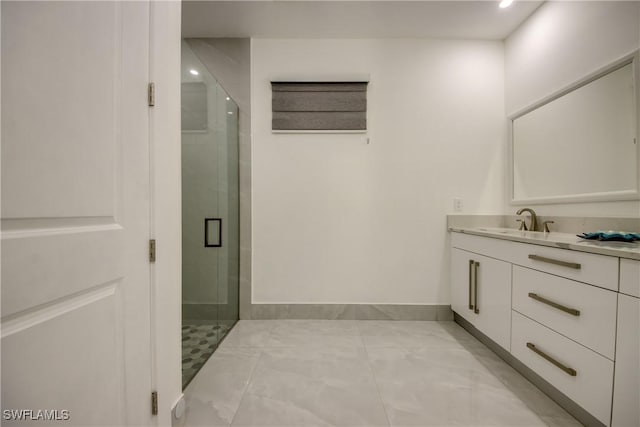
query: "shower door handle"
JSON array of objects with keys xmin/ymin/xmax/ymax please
[{"xmin": 204, "ymin": 218, "xmax": 222, "ymax": 247}]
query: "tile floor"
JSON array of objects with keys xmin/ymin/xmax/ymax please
[{"xmin": 182, "ymin": 320, "xmax": 581, "ymax": 427}]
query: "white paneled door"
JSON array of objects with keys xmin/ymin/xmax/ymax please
[{"xmin": 2, "ymin": 2, "xmax": 153, "ymax": 426}]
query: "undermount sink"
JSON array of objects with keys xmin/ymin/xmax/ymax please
[
  {"xmin": 476, "ymin": 227, "xmax": 517, "ymax": 234},
  {"xmin": 475, "ymin": 227, "xmax": 548, "ymax": 238},
  {"xmin": 473, "ymin": 227, "xmax": 581, "ymax": 244}
]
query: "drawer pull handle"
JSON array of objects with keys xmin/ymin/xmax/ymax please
[
  {"xmin": 468, "ymin": 260, "xmax": 474, "ymax": 310},
  {"xmin": 474, "ymin": 261, "xmax": 480, "ymax": 314},
  {"xmin": 528, "ymin": 254, "xmax": 581, "ymax": 270},
  {"xmin": 527, "ymin": 342, "xmax": 577, "ymax": 377},
  {"xmin": 528, "ymin": 293, "xmax": 580, "ymax": 317}
]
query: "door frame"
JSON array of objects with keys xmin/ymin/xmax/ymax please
[{"xmin": 148, "ymin": 1, "xmax": 183, "ymax": 424}]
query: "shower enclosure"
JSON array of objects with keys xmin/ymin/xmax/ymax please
[{"xmin": 181, "ymin": 40, "xmax": 239, "ymax": 388}]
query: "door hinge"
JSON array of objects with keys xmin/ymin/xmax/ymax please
[
  {"xmin": 148, "ymin": 82, "xmax": 155, "ymax": 107},
  {"xmin": 149, "ymin": 239, "xmax": 156, "ymax": 263},
  {"xmin": 151, "ymin": 391, "xmax": 158, "ymax": 416}
]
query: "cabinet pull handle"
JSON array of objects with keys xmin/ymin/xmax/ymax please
[
  {"xmin": 528, "ymin": 254, "xmax": 581, "ymax": 270},
  {"xmin": 468, "ymin": 260, "xmax": 474, "ymax": 310},
  {"xmin": 528, "ymin": 293, "xmax": 580, "ymax": 316},
  {"xmin": 526, "ymin": 342, "xmax": 577, "ymax": 376},
  {"xmin": 473, "ymin": 261, "xmax": 480, "ymax": 314}
]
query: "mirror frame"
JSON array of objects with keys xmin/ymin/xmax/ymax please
[{"xmin": 508, "ymin": 50, "xmax": 640, "ymax": 205}]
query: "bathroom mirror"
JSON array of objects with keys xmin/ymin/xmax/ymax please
[{"xmin": 511, "ymin": 53, "xmax": 639, "ymax": 204}]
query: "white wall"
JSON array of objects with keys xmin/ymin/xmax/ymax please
[
  {"xmin": 505, "ymin": 1, "xmax": 640, "ymax": 216},
  {"xmin": 251, "ymin": 39, "xmax": 505, "ymax": 304}
]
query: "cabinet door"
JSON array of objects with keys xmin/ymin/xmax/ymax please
[
  {"xmin": 451, "ymin": 248, "xmax": 512, "ymax": 350},
  {"xmin": 612, "ymin": 294, "xmax": 639, "ymax": 427},
  {"xmin": 472, "ymin": 254, "xmax": 512, "ymax": 351},
  {"xmin": 620, "ymin": 259, "xmax": 640, "ymax": 298},
  {"xmin": 451, "ymin": 248, "xmax": 476, "ymax": 324}
]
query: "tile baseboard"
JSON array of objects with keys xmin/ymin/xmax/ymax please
[{"xmin": 248, "ymin": 304, "xmax": 453, "ymax": 321}]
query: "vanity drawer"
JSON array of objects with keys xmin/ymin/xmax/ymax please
[
  {"xmin": 511, "ymin": 311, "xmax": 614, "ymax": 426},
  {"xmin": 511, "ymin": 244, "xmax": 618, "ymax": 291},
  {"xmin": 512, "ymin": 266, "xmax": 617, "ymax": 359},
  {"xmin": 451, "ymin": 232, "xmax": 517, "ymax": 261},
  {"xmin": 620, "ymin": 259, "xmax": 640, "ymax": 298}
]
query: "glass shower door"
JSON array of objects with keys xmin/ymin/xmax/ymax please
[{"xmin": 181, "ymin": 40, "xmax": 239, "ymax": 389}]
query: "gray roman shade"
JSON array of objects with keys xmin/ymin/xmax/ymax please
[{"xmin": 271, "ymin": 82, "xmax": 368, "ymax": 131}]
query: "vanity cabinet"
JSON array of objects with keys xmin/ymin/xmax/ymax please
[
  {"xmin": 451, "ymin": 242, "xmax": 511, "ymax": 351},
  {"xmin": 511, "ymin": 311, "xmax": 614, "ymax": 425},
  {"xmin": 511, "ymin": 263, "xmax": 617, "ymax": 425},
  {"xmin": 450, "ymin": 231, "xmax": 639, "ymax": 427},
  {"xmin": 450, "ymin": 248, "xmax": 473, "ymax": 318},
  {"xmin": 612, "ymin": 260, "xmax": 640, "ymax": 427},
  {"xmin": 619, "ymin": 258, "xmax": 640, "ymax": 297},
  {"xmin": 511, "ymin": 243, "xmax": 619, "ymax": 291},
  {"xmin": 512, "ymin": 265, "xmax": 617, "ymax": 359}
]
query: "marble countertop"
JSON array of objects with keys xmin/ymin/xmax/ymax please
[{"xmin": 449, "ymin": 226, "xmax": 640, "ymax": 260}]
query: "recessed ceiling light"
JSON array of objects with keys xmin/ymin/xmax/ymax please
[
  {"xmin": 226, "ymin": 97, "xmax": 230, "ymax": 101},
  {"xmin": 499, "ymin": 0, "xmax": 513, "ymax": 8},
  {"xmin": 189, "ymin": 69, "xmax": 199, "ymax": 76}
]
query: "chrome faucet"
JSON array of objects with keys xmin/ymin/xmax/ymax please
[{"xmin": 516, "ymin": 208, "xmax": 538, "ymax": 232}]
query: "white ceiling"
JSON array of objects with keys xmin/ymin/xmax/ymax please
[{"xmin": 182, "ymin": 1, "xmax": 544, "ymax": 40}]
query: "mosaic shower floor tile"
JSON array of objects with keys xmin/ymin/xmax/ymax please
[{"xmin": 182, "ymin": 323, "xmax": 231, "ymax": 388}]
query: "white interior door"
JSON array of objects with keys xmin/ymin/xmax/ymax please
[{"xmin": 1, "ymin": 2, "xmax": 153, "ymax": 426}]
